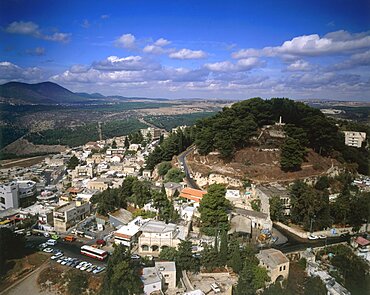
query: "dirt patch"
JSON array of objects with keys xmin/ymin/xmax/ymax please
[
  {"xmin": 187, "ymin": 147, "xmax": 341, "ymax": 183},
  {"xmin": 0, "ymin": 252, "xmax": 49, "ymax": 292},
  {"xmin": 1, "ymin": 138, "xmax": 66, "ymax": 156},
  {"xmin": 0, "ymin": 155, "xmax": 47, "ymax": 168}
]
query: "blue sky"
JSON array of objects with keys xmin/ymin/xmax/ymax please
[{"xmin": 0, "ymin": 0, "xmax": 369, "ymax": 100}]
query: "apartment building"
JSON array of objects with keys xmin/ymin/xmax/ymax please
[
  {"xmin": 53, "ymin": 199, "xmax": 90, "ymax": 232},
  {"xmin": 0, "ymin": 182, "xmax": 19, "ymax": 210},
  {"xmin": 141, "ymin": 261, "xmax": 176, "ymax": 295},
  {"xmin": 344, "ymin": 131, "xmax": 367, "ymax": 148},
  {"xmin": 71, "ymin": 165, "xmax": 94, "ymax": 179},
  {"xmin": 141, "ymin": 127, "xmax": 162, "ymax": 140}
]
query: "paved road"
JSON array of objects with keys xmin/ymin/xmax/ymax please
[
  {"xmin": 178, "ymin": 146, "xmax": 200, "ymax": 190},
  {"xmin": 272, "ymin": 223, "xmax": 350, "ymax": 253},
  {"xmin": 26, "ymin": 236, "xmax": 107, "ymax": 267}
]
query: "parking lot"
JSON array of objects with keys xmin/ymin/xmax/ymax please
[{"xmin": 26, "ymin": 236, "xmax": 108, "ymax": 269}]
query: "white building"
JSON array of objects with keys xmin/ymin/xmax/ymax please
[
  {"xmin": 344, "ymin": 131, "xmax": 367, "ymax": 148},
  {"xmin": 141, "ymin": 261, "xmax": 176, "ymax": 295},
  {"xmin": 0, "ymin": 182, "xmax": 19, "ymax": 210},
  {"xmin": 138, "ymin": 220, "xmax": 187, "ymax": 255}
]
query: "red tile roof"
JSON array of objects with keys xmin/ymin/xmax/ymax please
[
  {"xmin": 179, "ymin": 187, "xmax": 207, "ymax": 202},
  {"xmin": 355, "ymin": 236, "xmax": 370, "ymax": 246}
]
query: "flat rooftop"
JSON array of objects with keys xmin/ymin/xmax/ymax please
[
  {"xmin": 140, "ymin": 220, "xmax": 177, "ymax": 233},
  {"xmin": 155, "ymin": 261, "xmax": 176, "ymax": 272},
  {"xmin": 55, "ymin": 201, "xmax": 77, "ymax": 213},
  {"xmin": 258, "ymin": 184, "xmax": 289, "ymax": 197}
]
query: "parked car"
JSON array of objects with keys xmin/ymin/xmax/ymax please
[
  {"xmin": 43, "ymin": 247, "xmax": 53, "ymax": 253},
  {"xmin": 93, "ymin": 266, "xmax": 106, "ymax": 274},
  {"xmin": 39, "ymin": 243, "xmax": 47, "ymax": 249},
  {"xmin": 131, "ymin": 254, "xmax": 140, "ymax": 260},
  {"xmin": 308, "ymin": 234, "xmax": 319, "ymax": 240},
  {"xmin": 57, "ymin": 256, "xmax": 66, "ymax": 263},
  {"xmin": 86, "ymin": 265, "xmax": 96, "ymax": 272},
  {"xmin": 76, "ymin": 262, "xmax": 87, "ymax": 269},
  {"xmin": 318, "ymin": 234, "xmax": 327, "ymax": 239},
  {"xmin": 51, "ymin": 253, "xmax": 63, "ymax": 260},
  {"xmin": 81, "ymin": 263, "xmax": 92, "ymax": 271}
]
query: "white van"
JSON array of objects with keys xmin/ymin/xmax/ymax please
[{"xmin": 46, "ymin": 239, "xmax": 57, "ymax": 246}]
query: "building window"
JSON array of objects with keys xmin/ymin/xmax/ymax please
[
  {"xmin": 0, "ymin": 197, "xmax": 5, "ymax": 204},
  {"xmin": 283, "ymin": 265, "xmax": 286, "ymax": 270},
  {"xmin": 279, "ymin": 266, "xmax": 282, "ymax": 271}
]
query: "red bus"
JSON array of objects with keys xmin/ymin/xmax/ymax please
[{"xmin": 80, "ymin": 245, "xmax": 108, "ymax": 260}]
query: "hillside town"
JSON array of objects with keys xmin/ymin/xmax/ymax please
[{"xmin": 1, "ymin": 117, "xmax": 369, "ymax": 295}]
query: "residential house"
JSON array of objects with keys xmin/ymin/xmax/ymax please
[
  {"xmin": 141, "ymin": 261, "xmax": 176, "ymax": 295},
  {"xmin": 71, "ymin": 165, "xmax": 94, "ymax": 179},
  {"xmin": 179, "ymin": 187, "xmax": 207, "ymax": 207},
  {"xmin": 164, "ymin": 182, "xmax": 183, "ymax": 198},
  {"xmin": 256, "ymin": 248, "xmax": 289, "ymax": 284},
  {"xmin": 87, "ymin": 178, "xmax": 112, "ymax": 191},
  {"xmin": 114, "ymin": 217, "xmax": 145, "ymax": 248}
]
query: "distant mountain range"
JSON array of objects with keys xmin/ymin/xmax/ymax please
[{"xmin": 0, "ymin": 81, "xmax": 168, "ymax": 105}]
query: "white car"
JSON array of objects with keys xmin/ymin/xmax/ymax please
[
  {"xmin": 318, "ymin": 234, "xmax": 327, "ymax": 239},
  {"xmin": 43, "ymin": 247, "xmax": 54, "ymax": 253},
  {"xmin": 81, "ymin": 263, "xmax": 92, "ymax": 271},
  {"xmin": 93, "ymin": 266, "xmax": 106, "ymax": 274},
  {"xmin": 86, "ymin": 265, "xmax": 96, "ymax": 273},
  {"xmin": 76, "ymin": 262, "xmax": 87, "ymax": 269},
  {"xmin": 51, "ymin": 253, "xmax": 63, "ymax": 260},
  {"xmin": 57, "ymin": 256, "xmax": 66, "ymax": 263},
  {"xmin": 39, "ymin": 243, "xmax": 48, "ymax": 249},
  {"xmin": 61, "ymin": 258, "xmax": 71, "ymax": 265},
  {"xmin": 308, "ymin": 234, "xmax": 319, "ymax": 240}
]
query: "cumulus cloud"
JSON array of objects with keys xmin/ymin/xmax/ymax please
[
  {"xmin": 0, "ymin": 61, "xmax": 43, "ymax": 82},
  {"xmin": 153, "ymin": 38, "xmax": 171, "ymax": 47},
  {"xmin": 169, "ymin": 48, "xmax": 208, "ymax": 59},
  {"xmin": 204, "ymin": 57, "xmax": 262, "ymax": 72},
  {"xmin": 115, "ymin": 33, "xmax": 136, "ymax": 49},
  {"xmin": 286, "ymin": 59, "xmax": 312, "ymax": 71},
  {"xmin": 26, "ymin": 47, "xmax": 45, "ymax": 56},
  {"xmin": 143, "ymin": 38, "xmax": 171, "ymax": 54},
  {"xmin": 4, "ymin": 21, "xmax": 71, "ymax": 43},
  {"xmin": 331, "ymin": 50, "xmax": 370, "ymax": 70},
  {"xmin": 93, "ymin": 55, "xmax": 161, "ymax": 71},
  {"xmin": 232, "ymin": 30, "xmax": 370, "ymax": 59}
]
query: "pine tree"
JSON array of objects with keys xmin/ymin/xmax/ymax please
[{"xmin": 219, "ymin": 230, "xmax": 228, "ymax": 266}]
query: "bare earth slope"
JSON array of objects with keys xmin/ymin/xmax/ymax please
[
  {"xmin": 1, "ymin": 138, "xmax": 66, "ymax": 156},
  {"xmin": 187, "ymin": 147, "xmax": 341, "ymax": 183}
]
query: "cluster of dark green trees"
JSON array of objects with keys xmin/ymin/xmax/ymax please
[
  {"xmin": 100, "ymin": 245, "xmax": 142, "ymax": 295},
  {"xmin": 145, "ymin": 128, "xmax": 194, "ymax": 170},
  {"xmin": 90, "ymin": 176, "xmax": 178, "ymax": 222},
  {"xmin": 194, "ymin": 98, "xmax": 369, "ymax": 174},
  {"xmin": 0, "ymin": 228, "xmax": 26, "ymax": 277},
  {"xmin": 270, "ymin": 175, "xmax": 370, "ymax": 231},
  {"xmin": 159, "ymin": 234, "xmax": 270, "ymax": 294},
  {"xmin": 198, "ymin": 184, "xmax": 231, "ymax": 235},
  {"xmin": 317, "ymin": 244, "xmax": 369, "ymax": 295}
]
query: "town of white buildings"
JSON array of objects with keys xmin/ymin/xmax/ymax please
[{"xmin": 0, "ymin": 125, "xmax": 369, "ymax": 295}]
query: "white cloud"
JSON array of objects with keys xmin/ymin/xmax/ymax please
[
  {"xmin": 331, "ymin": 50, "xmax": 370, "ymax": 70},
  {"xmin": 232, "ymin": 30, "xmax": 370, "ymax": 58},
  {"xmin": 286, "ymin": 60, "xmax": 312, "ymax": 71},
  {"xmin": 204, "ymin": 57, "xmax": 262, "ymax": 72},
  {"xmin": 4, "ymin": 21, "xmax": 71, "ymax": 43},
  {"xmin": 100, "ymin": 14, "xmax": 110, "ymax": 19},
  {"xmin": 154, "ymin": 38, "xmax": 171, "ymax": 47},
  {"xmin": 143, "ymin": 45, "xmax": 166, "ymax": 54},
  {"xmin": 169, "ymin": 48, "xmax": 208, "ymax": 59},
  {"xmin": 93, "ymin": 55, "xmax": 160, "ymax": 71},
  {"xmin": 0, "ymin": 61, "xmax": 43, "ymax": 82},
  {"xmin": 115, "ymin": 33, "xmax": 136, "ymax": 49}
]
